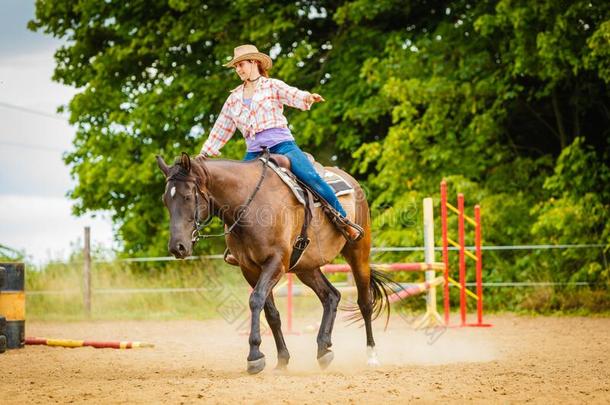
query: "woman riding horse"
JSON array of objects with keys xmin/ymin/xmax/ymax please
[
  {"xmin": 198, "ymin": 44, "xmax": 364, "ymax": 253},
  {"xmin": 159, "ymin": 45, "xmax": 394, "ymax": 373}
]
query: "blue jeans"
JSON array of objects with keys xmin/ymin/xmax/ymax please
[{"xmin": 244, "ymin": 141, "xmax": 347, "ymax": 217}]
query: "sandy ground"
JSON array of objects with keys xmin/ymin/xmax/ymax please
[{"xmin": 1, "ymin": 314, "xmax": 609, "ymax": 404}]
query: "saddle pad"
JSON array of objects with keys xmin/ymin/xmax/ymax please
[{"xmin": 259, "ymin": 157, "xmax": 354, "ymax": 206}]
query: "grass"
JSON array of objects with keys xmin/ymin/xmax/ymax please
[
  {"xmin": 25, "ymin": 258, "xmax": 247, "ymax": 321},
  {"xmin": 20, "ymin": 257, "xmax": 610, "ymax": 322}
]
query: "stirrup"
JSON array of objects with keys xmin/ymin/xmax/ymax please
[
  {"xmin": 344, "ymin": 221, "xmax": 364, "ymax": 242},
  {"xmin": 345, "ymin": 220, "xmax": 364, "ymax": 243},
  {"xmin": 329, "ymin": 214, "xmax": 364, "ymax": 243}
]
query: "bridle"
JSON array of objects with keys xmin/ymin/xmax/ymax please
[{"xmin": 167, "ymin": 148, "xmax": 271, "ymax": 244}]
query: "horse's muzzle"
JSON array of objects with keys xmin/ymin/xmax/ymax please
[{"xmin": 169, "ymin": 240, "xmax": 191, "ymax": 259}]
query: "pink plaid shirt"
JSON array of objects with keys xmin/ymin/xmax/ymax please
[{"xmin": 200, "ymin": 77, "xmax": 313, "ymax": 156}]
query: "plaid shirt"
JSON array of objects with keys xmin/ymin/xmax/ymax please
[{"xmin": 200, "ymin": 77, "xmax": 313, "ymax": 156}]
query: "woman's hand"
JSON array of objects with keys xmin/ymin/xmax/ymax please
[{"xmin": 308, "ymin": 93, "xmax": 325, "ymax": 104}]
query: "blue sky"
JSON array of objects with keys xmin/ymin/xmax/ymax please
[{"xmin": 0, "ymin": 1, "xmax": 114, "ymax": 264}]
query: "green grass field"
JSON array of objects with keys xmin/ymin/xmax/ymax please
[{"xmin": 21, "ymin": 257, "xmax": 610, "ymax": 321}]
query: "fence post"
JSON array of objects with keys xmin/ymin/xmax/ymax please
[
  {"xmin": 83, "ymin": 226, "xmax": 91, "ymax": 317},
  {"xmin": 414, "ymin": 198, "xmax": 444, "ymax": 328}
]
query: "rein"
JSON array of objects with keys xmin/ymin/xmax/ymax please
[{"xmin": 188, "ymin": 148, "xmax": 271, "ymax": 243}]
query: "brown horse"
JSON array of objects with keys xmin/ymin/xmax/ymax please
[{"xmin": 156, "ymin": 153, "xmax": 395, "ymax": 374}]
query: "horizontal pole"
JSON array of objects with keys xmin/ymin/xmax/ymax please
[
  {"xmin": 387, "ymin": 276, "xmax": 444, "ymax": 304},
  {"xmin": 25, "ymin": 337, "xmax": 154, "ymax": 349},
  {"xmin": 321, "ymin": 262, "xmax": 445, "ymax": 273}
]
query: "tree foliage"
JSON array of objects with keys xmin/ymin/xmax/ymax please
[{"xmin": 30, "ymin": 0, "xmax": 609, "ymax": 293}]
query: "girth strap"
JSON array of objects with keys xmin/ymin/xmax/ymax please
[{"xmin": 289, "ymin": 188, "xmax": 313, "ymax": 270}]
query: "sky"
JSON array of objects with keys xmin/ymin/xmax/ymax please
[{"xmin": 0, "ymin": 1, "xmax": 115, "ymax": 264}]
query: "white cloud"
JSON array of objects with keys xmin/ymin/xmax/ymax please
[
  {"xmin": 0, "ymin": 195, "xmax": 115, "ymax": 265},
  {"xmin": 0, "ymin": 3, "xmax": 115, "ymax": 264}
]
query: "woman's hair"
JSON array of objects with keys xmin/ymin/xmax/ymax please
[{"xmin": 253, "ymin": 60, "xmax": 269, "ymax": 78}]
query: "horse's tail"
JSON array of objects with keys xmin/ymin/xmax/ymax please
[{"xmin": 343, "ymin": 265, "xmax": 403, "ymax": 329}]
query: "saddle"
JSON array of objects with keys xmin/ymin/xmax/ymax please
[
  {"xmin": 223, "ymin": 150, "xmax": 363, "ymax": 269},
  {"xmin": 265, "ymin": 153, "xmax": 363, "ymax": 269}
]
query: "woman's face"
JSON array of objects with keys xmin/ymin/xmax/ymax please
[{"xmin": 234, "ymin": 60, "xmax": 254, "ymax": 81}]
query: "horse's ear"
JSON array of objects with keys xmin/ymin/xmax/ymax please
[
  {"xmin": 181, "ymin": 152, "xmax": 191, "ymax": 172},
  {"xmin": 156, "ymin": 155, "xmax": 170, "ymax": 177}
]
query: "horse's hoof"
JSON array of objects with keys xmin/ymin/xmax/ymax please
[
  {"xmin": 247, "ymin": 356, "xmax": 266, "ymax": 374},
  {"xmin": 317, "ymin": 351, "xmax": 334, "ymax": 370},
  {"xmin": 275, "ymin": 357, "xmax": 289, "ymax": 371},
  {"xmin": 367, "ymin": 357, "xmax": 381, "ymax": 367},
  {"xmin": 273, "ymin": 364, "xmax": 288, "ymax": 373},
  {"xmin": 366, "ymin": 346, "xmax": 380, "ymax": 367}
]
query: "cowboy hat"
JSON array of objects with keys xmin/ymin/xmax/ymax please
[{"xmin": 223, "ymin": 44, "xmax": 273, "ymax": 71}]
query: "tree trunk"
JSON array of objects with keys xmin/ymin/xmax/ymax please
[
  {"xmin": 571, "ymin": 85, "xmax": 581, "ymax": 139},
  {"xmin": 552, "ymin": 88, "xmax": 568, "ymax": 150}
]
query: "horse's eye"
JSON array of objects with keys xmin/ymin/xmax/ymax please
[{"xmin": 185, "ymin": 195, "xmax": 191, "ymax": 201}]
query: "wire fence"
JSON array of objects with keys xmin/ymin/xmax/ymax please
[
  {"xmin": 92, "ymin": 243, "xmax": 607, "ymax": 264},
  {"xmin": 24, "ymin": 280, "xmax": 605, "ymax": 297},
  {"xmin": 23, "ymin": 243, "xmax": 604, "ymax": 297}
]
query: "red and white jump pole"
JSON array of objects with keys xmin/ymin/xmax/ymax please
[{"xmin": 25, "ymin": 337, "xmax": 154, "ymax": 349}]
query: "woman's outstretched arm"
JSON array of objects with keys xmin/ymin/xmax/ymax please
[
  {"xmin": 200, "ymin": 98, "xmax": 237, "ymax": 156},
  {"xmin": 271, "ymin": 79, "xmax": 324, "ymax": 111}
]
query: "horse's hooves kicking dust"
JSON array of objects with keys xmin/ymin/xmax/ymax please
[
  {"xmin": 317, "ymin": 350, "xmax": 335, "ymax": 369},
  {"xmin": 366, "ymin": 346, "xmax": 381, "ymax": 367},
  {"xmin": 247, "ymin": 356, "xmax": 266, "ymax": 374}
]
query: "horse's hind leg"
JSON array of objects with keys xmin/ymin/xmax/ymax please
[
  {"xmin": 296, "ymin": 268, "xmax": 341, "ymax": 369},
  {"xmin": 263, "ymin": 293, "xmax": 290, "ymax": 370},
  {"xmin": 343, "ymin": 244, "xmax": 380, "ymax": 367}
]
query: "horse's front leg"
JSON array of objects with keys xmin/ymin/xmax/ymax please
[
  {"xmin": 264, "ymin": 293, "xmax": 290, "ymax": 370},
  {"xmin": 247, "ymin": 255, "xmax": 284, "ymax": 374}
]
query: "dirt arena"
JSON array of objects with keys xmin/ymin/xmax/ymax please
[{"xmin": 2, "ymin": 315, "xmax": 609, "ymax": 404}]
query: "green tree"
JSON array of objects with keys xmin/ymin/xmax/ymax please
[
  {"xmin": 29, "ymin": 0, "xmax": 434, "ymax": 256},
  {"xmin": 356, "ymin": 0, "xmax": 609, "ymax": 206},
  {"xmin": 30, "ymin": 0, "xmax": 610, "ymax": 299},
  {"xmin": 28, "ymin": 0, "xmax": 337, "ymax": 255}
]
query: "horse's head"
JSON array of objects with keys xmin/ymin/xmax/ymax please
[{"xmin": 156, "ymin": 153, "xmax": 211, "ymax": 258}]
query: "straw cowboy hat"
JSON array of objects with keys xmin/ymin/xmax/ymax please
[{"xmin": 223, "ymin": 44, "xmax": 273, "ymax": 71}]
